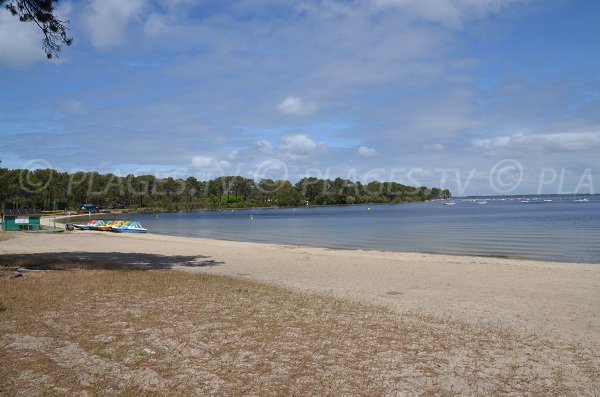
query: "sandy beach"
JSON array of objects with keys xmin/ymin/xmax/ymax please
[{"xmin": 1, "ymin": 231, "xmax": 598, "ymax": 345}]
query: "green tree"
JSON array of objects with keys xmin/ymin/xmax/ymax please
[
  {"xmin": 296, "ymin": 177, "xmax": 323, "ymax": 205},
  {"xmin": 274, "ymin": 181, "xmax": 302, "ymax": 207}
]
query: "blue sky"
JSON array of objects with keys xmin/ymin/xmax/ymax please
[{"xmin": 1, "ymin": 0, "xmax": 599, "ymax": 195}]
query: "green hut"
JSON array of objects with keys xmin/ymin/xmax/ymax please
[
  {"xmin": 1, "ymin": 209, "xmax": 42, "ymax": 231},
  {"xmin": 80, "ymin": 204, "xmax": 98, "ymax": 214}
]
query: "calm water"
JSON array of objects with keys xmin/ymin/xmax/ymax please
[{"xmin": 115, "ymin": 197, "xmax": 600, "ymax": 263}]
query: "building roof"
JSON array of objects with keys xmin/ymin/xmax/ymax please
[{"xmin": 2, "ymin": 209, "xmax": 42, "ymax": 216}]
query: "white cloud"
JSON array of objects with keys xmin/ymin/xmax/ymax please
[
  {"xmin": 0, "ymin": 11, "xmax": 44, "ymax": 66},
  {"xmin": 255, "ymin": 140, "xmax": 274, "ymax": 155},
  {"xmin": 472, "ymin": 131, "xmax": 600, "ymax": 154},
  {"xmin": 279, "ymin": 134, "xmax": 326, "ymax": 159},
  {"xmin": 144, "ymin": 13, "xmax": 169, "ymax": 36},
  {"xmin": 161, "ymin": 0, "xmax": 196, "ymax": 9},
  {"xmin": 85, "ymin": 0, "xmax": 146, "ymax": 49},
  {"xmin": 190, "ymin": 155, "xmax": 231, "ymax": 171},
  {"xmin": 424, "ymin": 143, "xmax": 446, "ymax": 152},
  {"xmin": 277, "ymin": 96, "xmax": 317, "ymax": 115},
  {"xmin": 370, "ymin": 0, "xmax": 521, "ymax": 28},
  {"xmin": 55, "ymin": 1, "xmax": 74, "ymax": 20},
  {"xmin": 358, "ymin": 146, "xmax": 378, "ymax": 156},
  {"xmin": 142, "ymin": 0, "xmax": 196, "ymax": 36},
  {"xmin": 225, "ymin": 150, "xmax": 239, "ymax": 160}
]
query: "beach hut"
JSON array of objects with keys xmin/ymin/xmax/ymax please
[
  {"xmin": 1, "ymin": 209, "xmax": 42, "ymax": 231},
  {"xmin": 80, "ymin": 204, "xmax": 98, "ymax": 214}
]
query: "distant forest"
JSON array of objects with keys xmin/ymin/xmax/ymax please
[{"xmin": 0, "ymin": 167, "xmax": 451, "ymax": 211}]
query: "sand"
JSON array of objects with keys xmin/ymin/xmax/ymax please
[{"xmin": 1, "ymin": 231, "xmax": 598, "ymax": 346}]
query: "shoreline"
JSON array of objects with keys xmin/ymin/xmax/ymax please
[
  {"xmin": 151, "ymin": 233, "xmax": 600, "ymax": 265},
  {"xmin": 34, "ymin": 218, "xmax": 600, "ymax": 265},
  {"xmin": 125, "ymin": 232, "xmax": 600, "ymax": 265},
  {"xmin": 1, "ymin": 231, "xmax": 599, "ymax": 346}
]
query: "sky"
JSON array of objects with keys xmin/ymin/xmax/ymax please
[{"xmin": 0, "ymin": 0, "xmax": 599, "ymax": 195}]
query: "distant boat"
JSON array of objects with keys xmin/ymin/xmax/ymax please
[
  {"xmin": 476, "ymin": 201, "xmax": 488, "ymax": 205},
  {"xmin": 111, "ymin": 221, "xmax": 147, "ymax": 233},
  {"xmin": 443, "ymin": 202, "xmax": 456, "ymax": 206},
  {"xmin": 543, "ymin": 199, "xmax": 553, "ymax": 202},
  {"xmin": 573, "ymin": 198, "xmax": 589, "ymax": 203}
]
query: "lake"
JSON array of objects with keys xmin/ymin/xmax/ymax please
[{"xmin": 114, "ymin": 196, "xmax": 600, "ymax": 263}]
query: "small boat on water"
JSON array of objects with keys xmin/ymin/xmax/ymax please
[
  {"xmin": 74, "ymin": 220, "xmax": 105, "ymax": 230},
  {"xmin": 476, "ymin": 200, "xmax": 488, "ymax": 205},
  {"xmin": 573, "ymin": 198, "xmax": 589, "ymax": 203},
  {"xmin": 443, "ymin": 202, "xmax": 456, "ymax": 206},
  {"xmin": 111, "ymin": 221, "xmax": 147, "ymax": 233}
]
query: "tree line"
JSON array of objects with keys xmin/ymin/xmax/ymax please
[{"xmin": 0, "ymin": 167, "xmax": 451, "ymax": 211}]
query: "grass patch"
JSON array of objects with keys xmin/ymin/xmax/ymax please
[
  {"xmin": 0, "ymin": 231, "xmax": 15, "ymax": 242},
  {"xmin": 0, "ymin": 269, "xmax": 598, "ymax": 396}
]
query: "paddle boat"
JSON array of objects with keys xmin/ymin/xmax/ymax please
[
  {"xmin": 74, "ymin": 220, "xmax": 105, "ymax": 230},
  {"xmin": 93, "ymin": 220, "xmax": 119, "ymax": 231},
  {"xmin": 111, "ymin": 221, "xmax": 147, "ymax": 233}
]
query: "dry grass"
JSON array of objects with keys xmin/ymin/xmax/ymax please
[
  {"xmin": 0, "ymin": 232, "xmax": 15, "ymax": 242},
  {"xmin": 0, "ymin": 268, "xmax": 598, "ymax": 397}
]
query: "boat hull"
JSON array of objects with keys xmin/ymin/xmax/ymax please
[{"xmin": 111, "ymin": 227, "xmax": 147, "ymax": 233}]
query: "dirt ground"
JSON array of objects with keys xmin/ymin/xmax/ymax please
[{"xmin": 1, "ymin": 269, "xmax": 598, "ymax": 396}]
